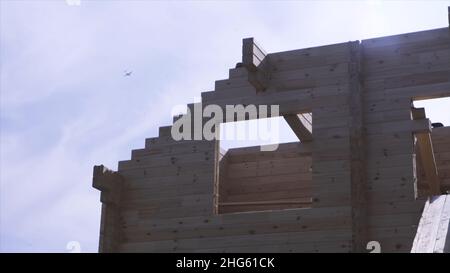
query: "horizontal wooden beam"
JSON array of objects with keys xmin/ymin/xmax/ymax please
[
  {"xmin": 219, "ymin": 198, "xmax": 313, "ymax": 207},
  {"xmin": 412, "ymin": 107, "xmax": 426, "ymax": 120}
]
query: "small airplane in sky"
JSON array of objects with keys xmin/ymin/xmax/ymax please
[{"xmin": 124, "ymin": 70, "xmax": 133, "ymax": 77}]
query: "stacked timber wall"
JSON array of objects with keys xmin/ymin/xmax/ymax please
[
  {"xmin": 93, "ymin": 26, "xmax": 450, "ymax": 253},
  {"xmin": 361, "ymin": 27, "xmax": 450, "ymax": 252},
  {"xmin": 218, "ymin": 142, "xmax": 312, "ymax": 214}
]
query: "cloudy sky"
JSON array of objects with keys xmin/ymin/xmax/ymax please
[{"xmin": 1, "ymin": 0, "xmax": 449, "ymax": 252}]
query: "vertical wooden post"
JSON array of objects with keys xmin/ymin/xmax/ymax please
[{"xmin": 348, "ymin": 41, "xmax": 368, "ymax": 252}]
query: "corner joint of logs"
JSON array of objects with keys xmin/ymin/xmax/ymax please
[
  {"xmin": 242, "ymin": 37, "xmax": 271, "ymax": 92},
  {"xmin": 93, "ymin": 165, "xmax": 124, "ymax": 205}
]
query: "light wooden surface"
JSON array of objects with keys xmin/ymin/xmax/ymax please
[
  {"xmin": 412, "ymin": 194, "xmax": 450, "ymax": 253},
  {"xmin": 93, "ymin": 22, "xmax": 450, "ymax": 252}
]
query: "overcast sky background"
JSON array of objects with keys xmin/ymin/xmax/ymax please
[{"xmin": 1, "ymin": 0, "xmax": 449, "ymax": 252}]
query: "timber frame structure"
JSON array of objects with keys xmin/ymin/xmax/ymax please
[{"xmin": 93, "ymin": 10, "xmax": 450, "ymax": 253}]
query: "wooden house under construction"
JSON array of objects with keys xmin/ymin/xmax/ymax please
[{"xmin": 93, "ymin": 10, "xmax": 450, "ymax": 253}]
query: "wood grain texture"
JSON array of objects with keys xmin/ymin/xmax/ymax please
[{"xmin": 93, "ymin": 23, "xmax": 450, "ymax": 252}]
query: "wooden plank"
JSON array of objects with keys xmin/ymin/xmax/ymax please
[
  {"xmin": 223, "ymin": 188, "xmax": 312, "ymax": 203},
  {"xmin": 412, "ymin": 195, "xmax": 450, "ymax": 253},
  {"xmin": 243, "ymin": 37, "xmax": 266, "ymax": 68},
  {"xmin": 362, "ymin": 27, "xmax": 449, "ymax": 48},
  {"xmin": 219, "ymin": 198, "xmax": 313, "ymax": 207},
  {"xmin": 366, "ymin": 119, "xmax": 432, "ymax": 135},
  {"xmin": 271, "ymin": 53, "xmax": 349, "ymax": 73},
  {"xmin": 242, "ymin": 37, "xmax": 270, "ymax": 92},
  {"xmin": 120, "ymin": 230, "xmax": 352, "ymax": 252},
  {"xmin": 415, "ymin": 133, "xmax": 441, "ymax": 195},
  {"xmin": 283, "ymin": 114, "xmax": 313, "ymax": 142},
  {"xmin": 271, "ymin": 63, "xmax": 349, "ymax": 82},
  {"xmin": 433, "ymin": 195, "xmax": 450, "ymax": 252}
]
